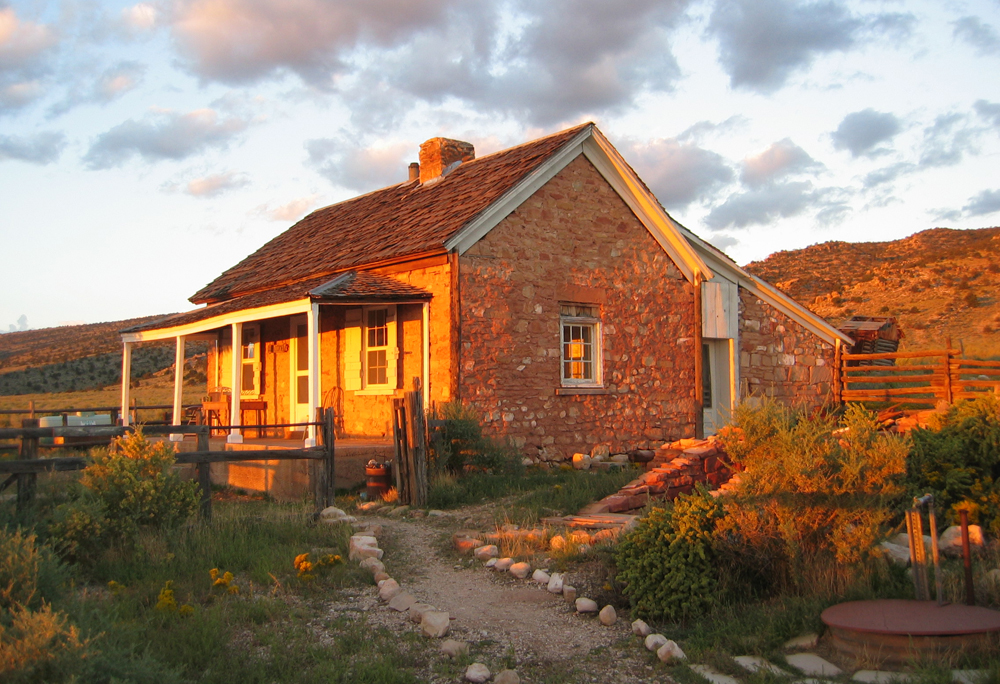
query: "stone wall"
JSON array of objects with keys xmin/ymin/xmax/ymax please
[
  {"xmin": 738, "ymin": 286, "xmax": 836, "ymax": 407},
  {"xmin": 458, "ymin": 155, "xmax": 699, "ymax": 460}
]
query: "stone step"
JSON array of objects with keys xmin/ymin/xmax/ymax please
[
  {"xmin": 733, "ymin": 655, "xmax": 790, "ymax": 676},
  {"xmin": 690, "ymin": 664, "xmax": 741, "ymax": 684},
  {"xmin": 786, "ymin": 653, "xmax": 843, "ymax": 678}
]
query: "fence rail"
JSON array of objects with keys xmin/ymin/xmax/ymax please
[
  {"xmin": 834, "ymin": 347, "xmax": 1000, "ymax": 407},
  {"xmin": 0, "ymin": 409, "xmax": 336, "ymax": 520}
]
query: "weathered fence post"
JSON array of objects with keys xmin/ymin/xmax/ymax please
[
  {"xmin": 943, "ymin": 347, "xmax": 954, "ymax": 405},
  {"xmin": 17, "ymin": 418, "xmax": 39, "ymax": 513},
  {"xmin": 405, "ymin": 378, "xmax": 428, "ymax": 508},
  {"xmin": 196, "ymin": 427, "xmax": 212, "ymax": 521},
  {"xmin": 320, "ymin": 407, "xmax": 335, "ymax": 510},
  {"xmin": 833, "ymin": 339, "xmax": 843, "ymax": 405}
]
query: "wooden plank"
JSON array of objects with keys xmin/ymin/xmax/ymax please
[
  {"xmin": 951, "ymin": 367, "xmax": 1000, "ymax": 376},
  {"xmin": 174, "ymin": 448, "xmax": 324, "ymax": 464},
  {"xmin": 951, "ymin": 359, "xmax": 1000, "ymax": 368},
  {"xmin": 944, "ymin": 349, "xmax": 953, "ymax": 404},
  {"xmin": 0, "ymin": 456, "xmax": 86, "ymax": 474},
  {"xmin": 843, "ymin": 365, "xmax": 945, "ymax": 375},
  {"xmin": 17, "ymin": 418, "xmax": 38, "ymax": 512},
  {"xmin": 842, "ymin": 373, "xmax": 942, "ymax": 384},
  {"xmin": 0, "ymin": 424, "xmax": 210, "ymax": 440},
  {"xmin": 833, "ymin": 338, "xmax": 842, "ymax": 405},
  {"xmin": 842, "ymin": 349, "xmax": 957, "ymax": 361},
  {"xmin": 842, "ymin": 386, "xmax": 945, "ymax": 397}
]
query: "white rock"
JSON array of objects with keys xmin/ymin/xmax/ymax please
[
  {"xmin": 690, "ymin": 664, "xmax": 740, "ymax": 684},
  {"xmin": 494, "ymin": 670, "xmax": 520, "ymax": 684},
  {"xmin": 591, "ymin": 445, "xmax": 611, "ymax": 460},
  {"xmin": 734, "ymin": 655, "xmax": 787, "ymax": 675},
  {"xmin": 599, "ymin": 605, "xmax": 617, "ymax": 626},
  {"xmin": 786, "ymin": 653, "xmax": 843, "ymax": 677},
  {"xmin": 474, "ymin": 544, "xmax": 499, "ymax": 560},
  {"xmin": 350, "ymin": 545, "xmax": 383, "ymax": 561},
  {"xmin": 359, "ymin": 557, "xmax": 385, "ymax": 574},
  {"xmin": 879, "ymin": 541, "xmax": 911, "ymax": 565},
  {"xmin": 784, "ymin": 633, "xmax": 819, "ymax": 650},
  {"xmin": 373, "ymin": 570, "xmax": 390, "ymax": 582},
  {"xmin": 611, "ymin": 454, "xmax": 630, "ymax": 464},
  {"xmin": 631, "ymin": 619, "xmax": 651, "ymax": 637},
  {"xmin": 644, "ymin": 634, "xmax": 668, "ymax": 652},
  {"xmin": 409, "ymin": 603, "xmax": 434, "ymax": 624},
  {"xmin": 575, "ymin": 597, "xmax": 598, "ymax": 613},
  {"xmin": 952, "ymin": 669, "xmax": 990, "ymax": 684},
  {"xmin": 562, "ymin": 585, "xmax": 577, "ymax": 603},
  {"xmin": 387, "ymin": 505, "xmax": 410, "ymax": 517},
  {"xmin": 572, "ymin": 453, "xmax": 592, "ymax": 470},
  {"xmin": 378, "ymin": 578, "xmax": 401, "ymax": 601},
  {"xmin": 485, "ymin": 558, "xmax": 498, "ymax": 569},
  {"xmin": 495, "ymin": 557, "xmax": 514, "ymax": 571},
  {"xmin": 441, "ymin": 639, "xmax": 469, "ymax": 658},
  {"xmin": 547, "ymin": 573, "xmax": 564, "ymax": 594},
  {"xmin": 891, "ymin": 532, "xmax": 934, "ymax": 555},
  {"xmin": 852, "ymin": 670, "xmax": 914, "ymax": 683},
  {"xmin": 388, "ymin": 592, "xmax": 416, "ymax": 612},
  {"xmin": 465, "ymin": 663, "xmax": 491, "ymax": 683},
  {"xmin": 420, "ymin": 610, "xmax": 451, "ymax": 638},
  {"xmin": 532, "ymin": 569, "xmax": 550, "ymax": 584},
  {"xmin": 510, "ymin": 562, "xmax": 531, "ymax": 579},
  {"xmin": 939, "ymin": 525, "xmax": 985, "ymax": 557},
  {"xmin": 320, "ymin": 506, "xmax": 355, "ymax": 523},
  {"xmin": 427, "ymin": 510, "xmax": 446, "ymax": 517},
  {"xmin": 656, "ymin": 640, "xmax": 686, "ymax": 662}
]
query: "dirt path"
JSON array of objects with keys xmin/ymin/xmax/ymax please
[{"xmin": 361, "ymin": 516, "xmax": 673, "ymax": 683}]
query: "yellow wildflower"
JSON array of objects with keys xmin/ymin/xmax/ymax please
[
  {"xmin": 155, "ymin": 581, "xmax": 177, "ymax": 612},
  {"xmin": 227, "ymin": 584, "xmax": 240, "ymax": 595},
  {"xmin": 108, "ymin": 580, "xmax": 125, "ymax": 595},
  {"xmin": 209, "ymin": 568, "xmax": 219, "ymax": 581},
  {"xmin": 178, "ymin": 604, "xmax": 195, "ymax": 616}
]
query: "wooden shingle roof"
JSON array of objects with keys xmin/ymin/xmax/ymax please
[{"xmin": 191, "ymin": 123, "xmax": 593, "ymax": 304}]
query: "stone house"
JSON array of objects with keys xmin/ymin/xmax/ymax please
[{"xmin": 121, "ymin": 123, "xmax": 851, "ymax": 460}]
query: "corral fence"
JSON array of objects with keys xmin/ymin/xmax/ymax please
[
  {"xmin": 833, "ymin": 346, "xmax": 1000, "ymax": 408},
  {"xmin": 0, "ymin": 408, "xmax": 337, "ymax": 521}
]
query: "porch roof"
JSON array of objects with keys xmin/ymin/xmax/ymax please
[{"xmin": 122, "ymin": 270, "xmax": 431, "ymax": 336}]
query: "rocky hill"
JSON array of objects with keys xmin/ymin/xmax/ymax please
[
  {"xmin": 744, "ymin": 227, "xmax": 1000, "ymax": 357},
  {"xmin": 0, "ymin": 316, "xmax": 207, "ymax": 396}
]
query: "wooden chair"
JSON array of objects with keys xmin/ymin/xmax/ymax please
[{"xmin": 201, "ymin": 387, "xmax": 230, "ymax": 436}]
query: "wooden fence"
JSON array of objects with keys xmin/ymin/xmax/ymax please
[
  {"xmin": 0, "ymin": 402, "xmax": 201, "ymax": 430},
  {"xmin": 833, "ymin": 347, "xmax": 1000, "ymax": 407},
  {"xmin": 0, "ymin": 408, "xmax": 337, "ymax": 520}
]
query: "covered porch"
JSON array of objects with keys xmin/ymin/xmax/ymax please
[{"xmin": 120, "ymin": 271, "xmax": 433, "ymax": 449}]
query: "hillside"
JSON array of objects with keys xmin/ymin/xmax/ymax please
[
  {"xmin": 744, "ymin": 227, "xmax": 1000, "ymax": 357},
  {"xmin": 0, "ymin": 316, "xmax": 207, "ymax": 397}
]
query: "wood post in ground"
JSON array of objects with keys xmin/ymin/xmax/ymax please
[
  {"xmin": 319, "ymin": 407, "xmax": 336, "ymax": 510},
  {"xmin": 392, "ymin": 399, "xmax": 408, "ymax": 503},
  {"xmin": 406, "ymin": 378, "xmax": 428, "ymax": 508},
  {"xmin": 833, "ymin": 339, "xmax": 843, "ymax": 405},
  {"xmin": 196, "ymin": 429, "xmax": 212, "ymax": 521},
  {"xmin": 17, "ymin": 418, "xmax": 39, "ymax": 513}
]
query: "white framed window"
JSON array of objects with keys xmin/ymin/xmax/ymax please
[
  {"xmin": 240, "ymin": 323, "xmax": 261, "ymax": 397},
  {"xmin": 560, "ymin": 303, "xmax": 602, "ymax": 387},
  {"xmin": 344, "ymin": 305, "xmax": 398, "ymax": 393}
]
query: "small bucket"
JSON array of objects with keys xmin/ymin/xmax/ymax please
[{"xmin": 365, "ymin": 464, "xmax": 392, "ymax": 501}]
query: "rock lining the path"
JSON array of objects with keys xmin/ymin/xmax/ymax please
[{"xmin": 465, "ymin": 663, "xmax": 491, "ymax": 683}]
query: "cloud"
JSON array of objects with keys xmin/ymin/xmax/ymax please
[
  {"xmin": 740, "ymin": 138, "xmax": 820, "ymax": 187},
  {"xmin": 707, "ymin": 233, "xmax": 738, "ymax": 251},
  {"xmin": 974, "ymin": 99, "xmax": 1000, "ymax": 128},
  {"xmin": 862, "ymin": 162, "xmax": 915, "ymax": 190},
  {"xmin": 183, "ymin": 171, "xmax": 250, "ymax": 197},
  {"xmin": 962, "ymin": 189, "xmax": 1000, "ymax": 217},
  {"xmin": 705, "ymin": 181, "xmax": 847, "ymax": 229},
  {"xmin": 0, "ymin": 131, "xmax": 65, "ymax": 164},
  {"xmin": 170, "ymin": 0, "xmax": 457, "ymax": 84},
  {"xmin": 919, "ymin": 112, "xmax": 977, "ymax": 168},
  {"xmin": 95, "ymin": 61, "xmax": 145, "ymax": 101},
  {"xmin": 257, "ymin": 194, "xmax": 323, "ymax": 222},
  {"xmin": 706, "ymin": 0, "xmax": 861, "ymax": 92},
  {"xmin": 0, "ymin": 7, "xmax": 58, "ymax": 112},
  {"xmin": 831, "ymin": 109, "xmax": 902, "ymax": 157},
  {"xmin": 83, "ymin": 108, "xmax": 248, "ymax": 169},
  {"xmin": 617, "ymin": 136, "xmax": 734, "ymax": 209},
  {"xmin": 122, "ymin": 3, "xmax": 158, "ymax": 32},
  {"xmin": 953, "ymin": 16, "xmax": 1000, "ymax": 56},
  {"xmin": 307, "ymin": 138, "xmax": 412, "ymax": 191}
]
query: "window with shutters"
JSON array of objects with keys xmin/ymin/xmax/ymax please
[
  {"xmin": 344, "ymin": 305, "xmax": 398, "ymax": 393},
  {"xmin": 560, "ymin": 303, "xmax": 602, "ymax": 387}
]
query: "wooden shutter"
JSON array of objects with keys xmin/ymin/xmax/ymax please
[
  {"xmin": 386, "ymin": 305, "xmax": 399, "ymax": 390},
  {"xmin": 344, "ymin": 308, "xmax": 362, "ymax": 391}
]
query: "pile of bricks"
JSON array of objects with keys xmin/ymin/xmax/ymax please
[{"xmin": 591, "ymin": 436, "xmax": 736, "ymax": 513}]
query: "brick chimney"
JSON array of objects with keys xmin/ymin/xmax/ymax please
[{"xmin": 418, "ymin": 137, "xmax": 475, "ymax": 184}]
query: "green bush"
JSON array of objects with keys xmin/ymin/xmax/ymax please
[
  {"xmin": 428, "ymin": 402, "xmax": 523, "ymax": 476},
  {"xmin": 906, "ymin": 395, "xmax": 1000, "ymax": 534},
  {"xmin": 615, "ymin": 490, "xmax": 723, "ymax": 622},
  {"xmin": 0, "ymin": 528, "xmax": 68, "ymax": 611}
]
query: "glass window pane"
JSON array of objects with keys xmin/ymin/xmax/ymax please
[
  {"xmin": 367, "ymin": 349, "xmax": 387, "ymax": 385},
  {"xmin": 242, "ymin": 364, "xmax": 255, "ymax": 392},
  {"xmin": 296, "ymin": 324, "xmax": 308, "ymax": 371},
  {"xmin": 297, "ymin": 375, "xmax": 309, "ymax": 404}
]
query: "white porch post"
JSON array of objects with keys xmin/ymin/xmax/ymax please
[
  {"xmin": 305, "ymin": 302, "xmax": 320, "ymax": 447},
  {"xmin": 120, "ymin": 341, "xmax": 133, "ymax": 426},
  {"xmin": 422, "ymin": 302, "xmax": 430, "ymax": 408},
  {"xmin": 228, "ymin": 323, "xmax": 243, "ymax": 444},
  {"xmin": 170, "ymin": 335, "xmax": 186, "ymax": 441}
]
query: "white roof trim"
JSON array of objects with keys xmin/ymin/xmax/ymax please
[
  {"xmin": 445, "ymin": 124, "xmax": 712, "ymax": 283},
  {"xmin": 121, "ymin": 299, "xmax": 313, "ymax": 343},
  {"xmin": 677, "ymin": 225, "xmax": 852, "ymax": 346}
]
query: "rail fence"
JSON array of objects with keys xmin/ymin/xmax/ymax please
[
  {"xmin": 0, "ymin": 408, "xmax": 336, "ymax": 520},
  {"xmin": 833, "ymin": 347, "xmax": 1000, "ymax": 408}
]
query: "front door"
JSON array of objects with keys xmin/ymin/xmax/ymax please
[
  {"xmin": 702, "ymin": 339, "xmax": 733, "ymax": 436},
  {"xmin": 290, "ymin": 315, "xmax": 310, "ymax": 425}
]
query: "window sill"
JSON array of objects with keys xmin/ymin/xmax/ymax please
[
  {"xmin": 555, "ymin": 387, "xmax": 609, "ymax": 396},
  {"xmin": 354, "ymin": 388, "xmax": 397, "ymax": 396}
]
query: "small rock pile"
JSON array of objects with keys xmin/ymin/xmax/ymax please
[
  {"xmin": 590, "ymin": 436, "xmax": 736, "ymax": 513},
  {"xmin": 879, "ymin": 526, "xmax": 988, "ymax": 565}
]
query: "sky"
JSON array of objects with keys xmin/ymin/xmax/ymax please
[{"xmin": 2, "ymin": 0, "xmax": 999, "ymax": 331}]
